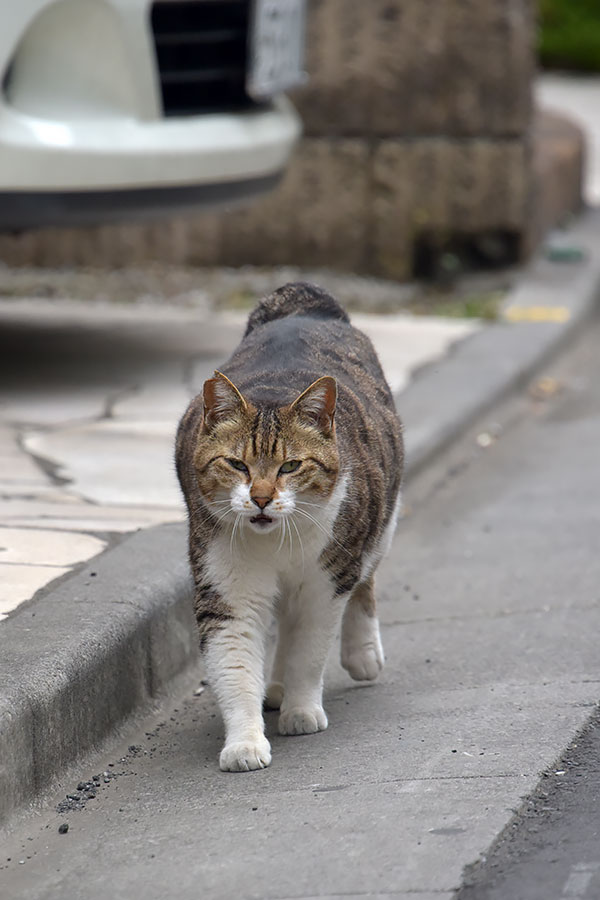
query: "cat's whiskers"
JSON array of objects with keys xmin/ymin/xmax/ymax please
[
  {"xmin": 289, "ymin": 515, "xmax": 305, "ymax": 571},
  {"xmin": 208, "ymin": 499, "xmax": 236, "ymax": 516},
  {"xmin": 229, "ymin": 512, "xmax": 243, "ymax": 557},
  {"xmin": 282, "ymin": 517, "xmax": 290, "ymax": 562},
  {"xmin": 211, "ymin": 505, "xmax": 234, "ymax": 519},
  {"xmin": 292, "ymin": 507, "xmax": 354, "ymax": 558},
  {"xmin": 207, "ymin": 507, "xmax": 235, "ymax": 539},
  {"xmin": 276, "ymin": 518, "xmax": 287, "ymax": 554},
  {"xmin": 295, "ymin": 499, "xmax": 327, "ymax": 509}
]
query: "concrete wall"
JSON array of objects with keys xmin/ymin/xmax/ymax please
[{"xmin": 0, "ymin": 0, "xmax": 562, "ymax": 280}]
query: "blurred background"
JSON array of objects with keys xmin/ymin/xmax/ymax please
[{"xmin": 0, "ymin": 0, "xmax": 597, "ymax": 299}]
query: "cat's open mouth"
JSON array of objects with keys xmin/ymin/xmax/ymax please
[{"xmin": 249, "ymin": 513, "xmax": 274, "ymax": 527}]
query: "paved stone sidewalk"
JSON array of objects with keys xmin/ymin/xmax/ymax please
[{"xmin": 0, "ymin": 296, "xmax": 478, "ymax": 621}]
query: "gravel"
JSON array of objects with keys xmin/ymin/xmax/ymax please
[{"xmin": 0, "ymin": 261, "xmax": 512, "ymax": 316}]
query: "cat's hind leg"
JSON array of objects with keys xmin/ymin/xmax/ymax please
[
  {"xmin": 264, "ymin": 618, "xmax": 288, "ymax": 711},
  {"xmin": 277, "ymin": 572, "xmax": 346, "ymax": 736},
  {"xmin": 340, "ymin": 576, "xmax": 384, "ymax": 681}
]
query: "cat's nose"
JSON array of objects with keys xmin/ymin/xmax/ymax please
[{"xmin": 251, "ymin": 496, "xmax": 272, "ymax": 510}]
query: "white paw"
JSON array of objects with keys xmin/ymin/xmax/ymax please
[
  {"xmin": 264, "ymin": 681, "xmax": 284, "ymax": 710},
  {"xmin": 219, "ymin": 736, "xmax": 272, "ymax": 772},
  {"xmin": 278, "ymin": 704, "xmax": 328, "ymax": 736},
  {"xmin": 341, "ymin": 641, "xmax": 384, "ymax": 681}
]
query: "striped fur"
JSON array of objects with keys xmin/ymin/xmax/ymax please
[{"xmin": 176, "ymin": 283, "xmax": 403, "ymax": 771}]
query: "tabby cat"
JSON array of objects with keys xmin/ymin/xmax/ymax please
[{"xmin": 176, "ymin": 283, "xmax": 403, "ymax": 771}]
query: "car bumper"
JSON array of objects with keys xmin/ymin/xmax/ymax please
[
  {"xmin": 0, "ymin": 95, "xmax": 300, "ymax": 192},
  {"xmin": 0, "ymin": 96, "xmax": 299, "ymax": 228}
]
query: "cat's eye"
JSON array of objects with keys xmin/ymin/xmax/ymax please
[
  {"xmin": 226, "ymin": 458, "xmax": 249, "ymax": 474},
  {"xmin": 278, "ymin": 460, "xmax": 302, "ymax": 475}
]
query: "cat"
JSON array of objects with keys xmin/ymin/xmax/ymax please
[{"xmin": 176, "ymin": 282, "xmax": 403, "ymax": 772}]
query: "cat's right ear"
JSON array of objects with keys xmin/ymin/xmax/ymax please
[{"xmin": 202, "ymin": 371, "xmax": 248, "ymax": 432}]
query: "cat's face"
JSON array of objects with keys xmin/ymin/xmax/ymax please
[{"xmin": 194, "ymin": 372, "xmax": 339, "ymax": 535}]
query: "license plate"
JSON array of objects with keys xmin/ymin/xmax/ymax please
[{"xmin": 247, "ymin": 0, "xmax": 307, "ymax": 101}]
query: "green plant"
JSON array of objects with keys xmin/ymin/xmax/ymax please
[
  {"xmin": 539, "ymin": 0, "xmax": 600, "ymax": 72},
  {"xmin": 408, "ymin": 290, "xmax": 503, "ymax": 321}
]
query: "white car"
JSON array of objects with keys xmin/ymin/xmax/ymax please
[{"xmin": 0, "ymin": 0, "xmax": 305, "ymax": 227}]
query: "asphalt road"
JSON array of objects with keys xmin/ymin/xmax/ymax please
[
  {"xmin": 2, "ymin": 316, "xmax": 600, "ymax": 900},
  {"xmin": 457, "ymin": 713, "xmax": 600, "ymax": 900}
]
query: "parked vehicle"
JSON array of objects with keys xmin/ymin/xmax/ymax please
[{"xmin": 0, "ymin": 0, "xmax": 305, "ymax": 228}]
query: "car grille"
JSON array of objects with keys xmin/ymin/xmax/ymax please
[{"xmin": 151, "ymin": 1, "xmax": 257, "ymax": 116}]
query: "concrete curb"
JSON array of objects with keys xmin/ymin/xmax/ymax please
[
  {"xmin": 2, "ymin": 210, "xmax": 600, "ymax": 827},
  {"xmin": 0, "ymin": 524, "xmax": 195, "ymax": 825}
]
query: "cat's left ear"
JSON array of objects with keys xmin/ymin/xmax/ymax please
[
  {"xmin": 290, "ymin": 376, "xmax": 337, "ymax": 437},
  {"xmin": 202, "ymin": 371, "xmax": 248, "ymax": 432}
]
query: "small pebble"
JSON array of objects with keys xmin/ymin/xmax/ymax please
[{"xmin": 58, "ymin": 824, "xmax": 69, "ymax": 835}]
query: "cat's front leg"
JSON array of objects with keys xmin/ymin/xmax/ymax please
[
  {"xmin": 204, "ymin": 624, "xmax": 271, "ymax": 771},
  {"xmin": 198, "ymin": 581, "xmax": 274, "ymax": 772},
  {"xmin": 277, "ymin": 572, "xmax": 347, "ymax": 736}
]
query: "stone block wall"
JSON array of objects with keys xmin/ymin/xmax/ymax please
[
  {"xmin": 221, "ymin": 0, "xmax": 537, "ymax": 279},
  {"xmin": 0, "ymin": 0, "xmax": 565, "ymax": 280},
  {"xmin": 294, "ymin": 0, "xmax": 534, "ymax": 138}
]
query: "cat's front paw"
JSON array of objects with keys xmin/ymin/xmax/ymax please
[
  {"xmin": 341, "ymin": 641, "xmax": 384, "ymax": 681},
  {"xmin": 278, "ymin": 704, "xmax": 328, "ymax": 736},
  {"xmin": 219, "ymin": 736, "xmax": 272, "ymax": 772}
]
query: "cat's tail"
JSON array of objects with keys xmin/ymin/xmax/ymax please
[{"xmin": 244, "ymin": 282, "xmax": 350, "ymax": 337}]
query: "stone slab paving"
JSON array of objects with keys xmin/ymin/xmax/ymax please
[{"xmin": 0, "ymin": 297, "xmax": 478, "ymax": 622}]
